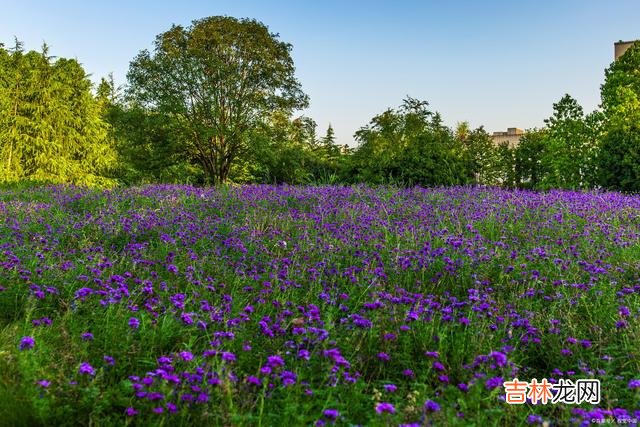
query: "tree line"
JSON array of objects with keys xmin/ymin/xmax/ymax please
[{"xmin": 1, "ymin": 17, "xmax": 639, "ymax": 191}]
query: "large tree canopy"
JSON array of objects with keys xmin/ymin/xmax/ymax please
[
  {"xmin": 349, "ymin": 97, "xmax": 469, "ymax": 186},
  {"xmin": 126, "ymin": 16, "xmax": 309, "ymax": 184},
  {"xmin": 601, "ymin": 41, "xmax": 640, "ymax": 112},
  {"xmin": 597, "ymin": 41, "xmax": 640, "ymax": 192},
  {"xmin": 0, "ymin": 42, "xmax": 116, "ymax": 186}
]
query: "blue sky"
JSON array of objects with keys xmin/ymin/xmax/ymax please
[{"xmin": 2, "ymin": 0, "xmax": 639, "ymax": 145}]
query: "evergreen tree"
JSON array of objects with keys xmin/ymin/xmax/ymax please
[
  {"xmin": 0, "ymin": 41, "xmax": 116, "ymax": 186},
  {"xmin": 540, "ymin": 94, "xmax": 597, "ymax": 189}
]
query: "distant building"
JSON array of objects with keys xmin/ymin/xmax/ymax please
[
  {"xmin": 614, "ymin": 40, "xmax": 638, "ymax": 60},
  {"xmin": 491, "ymin": 127, "xmax": 524, "ymax": 148}
]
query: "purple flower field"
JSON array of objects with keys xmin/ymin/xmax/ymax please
[{"xmin": 0, "ymin": 184, "xmax": 639, "ymax": 426}]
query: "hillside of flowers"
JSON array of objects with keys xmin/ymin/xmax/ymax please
[{"xmin": 0, "ymin": 184, "xmax": 639, "ymax": 426}]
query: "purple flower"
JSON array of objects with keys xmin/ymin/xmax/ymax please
[
  {"xmin": 148, "ymin": 392, "xmax": 164, "ymax": 401},
  {"xmin": 37, "ymin": 379, "xmax": 50, "ymax": 388},
  {"xmin": 267, "ymin": 355, "xmax": 285, "ymax": 367},
  {"xmin": 526, "ymin": 415, "xmax": 543, "ymax": 424},
  {"xmin": 323, "ymin": 409, "xmax": 339, "ymax": 420},
  {"xmin": 580, "ymin": 340, "xmax": 592, "ymax": 349},
  {"xmin": 78, "ymin": 362, "xmax": 95, "ymax": 376},
  {"xmin": 157, "ymin": 356, "xmax": 172, "ymax": 365},
  {"xmin": 457, "ymin": 383, "xmax": 469, "ymax": 393},
  {"xmin": 246, "ymin": 376, "xmax": 261, "ymax": 386},
  {"xmin": 125, "ymin": 407, "xmax": 138, "ymax": 416},
  {"xmin": 424, "ymin": 400, "xmax": 441, "ymax": 412},
  {"xmin": 375, "ymin": 402, "xmax": 395, "ymax": 414},
  {"xmin": 280, "ymin": 370, "xmax": 297, "ymax": 386},
  {"xmin": 485, "ymin": 376, "xmax": 503, "ymax": 390},
  {"xmin": 19, "ymin": 336, "xmax": 35, "ymax": 351},
  {"xmin": 628, "ymin": 379, "xmax": 640, "ymax": 389},
  {"xmin": 377, "ymin": 352, "xmax": 391, "ymax": 362},
  {"xmin": 432, "ymin": 361, "xmax": 445, "ymax": 371},
  {"xmin": 425, "ymin": 351, "xmax": 439, "ymax": 358},
  {"xmin": 167, "ymin": 264, "xmax": 178, "ymax": 274},
  {"xmin": 221, "ymin": 351, "xmax": 236, "ymax": 363},
  {"xmin": 81, "ymin": 332, "xmax": 94, "ymax": 341},
  {"xmin": 298, "ymin": 349, "xmax": 310, "ymax": 360},
  {"xmin": 260, "ymin": 366, "xmax": 272, "ymax": 375},
  {"xmin": 103, "ymin": 355, "xmax": 115, "ymax": 366},
  {"xmin": 179, "ymin": 351, "xmax": 194, "ymax": 361},
  {"xmin": 383, "ymin": 384, "xmax": 397, "ymax": 393},
  {"xmin": 128, "ymin": 317, "xmax": 140, "ymax": 329},
  {"xmin": 489, "ymin": 351, "xmax": 507, "ymax": 367},
  {"xmin": 561, "ymin": 348, "xmax": 573, "ymax": 356}
]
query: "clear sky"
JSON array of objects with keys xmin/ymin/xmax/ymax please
[{"xmin": 2, "ymin": 0, "xmax": 639, "ymax": 145}]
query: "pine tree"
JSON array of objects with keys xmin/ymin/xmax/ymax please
[{"xmin": 0, "ymin": 40, "xmax": 116, "ymax": 186}]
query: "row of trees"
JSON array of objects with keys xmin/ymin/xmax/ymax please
[{"xmin": 1, "ymin": 17, "xmax": 639, "ymax": 191}]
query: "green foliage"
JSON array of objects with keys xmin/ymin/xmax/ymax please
[
  {"xmin": 101, "ymin": 80, "xmax": 204, "ymax": 185},
  {"xmin": 598, "ymin": 87, "xmax": 640, "ymax": 192},
  {"xmin": 495, "ymin": 142, "xmax": 517, "ymax": 188},
  {"xmin": 539, "ymin": 94, "xmax": 601, "ymax": 189},
  {"xmin": 126, "ymin": 16, "xmax": 309, "ymax": 184},
  {"xmin": 601, "ymin": 41, "xmax": 640, "ymax": 113},
  {"xmin": 236, "ymin": 112, "xmax": 317, "ymax": 184},
  {"xmin": 456, "ymin": 123, "xmax": 503, "ymax": 185},
  {"xmin": 348, "ymin": 97, "xmax": 470, "ymax": 186},
  {"xmin": 0, "ymin": 42, "xmax": 116, "ymax": 187},
  {"xmin": 598, "ymin": 42, "xmax": 640, "ymax": 192}
]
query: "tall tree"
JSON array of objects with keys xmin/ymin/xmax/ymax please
[
  {"xmin": 601, "ymin": 41, "xmax": 640, "ymax": 113},
  {"xmin": 540, "ymin": 94, "xmax": 596, "ymax": 189},
  {"xmin": 126, "ymin": 16, "xmax": 309, "ymax": 184},
  {"xmin": 597, "ymin": 41, "xmax": 640, "ymax": 192},
  {"xmin": 514, "ymin": 129, "xmax": 549, "ymax": 189},
  {"xmin": 456, "ymin": 122, "xmax": 500, "ymax": 185},
  {"xmin": 598, "ymin": 87, "xmax": 640, "ymax": 192},
  {"xmin": 350, "ymin": 97, "xmax": 467, "ymax": 186},
  {"xmin": 0, "ymin": 41, "xmax": 116, "ymax": 185}
]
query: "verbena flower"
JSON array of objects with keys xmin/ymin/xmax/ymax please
[
  {"xmin": 128, "ymin": 317, "xmax": 140, "ymax": 329},
  {"xmin": 323, "ymin": 409, "xmax": 339, "ymax": 420},
  {"xmin": 424, "ymin": 400, "xmax": 441, "ymax": 412},
  {"xmin": 221, "ymin": 352, "xmax": 236, "ymax": 363},
  {"xmin": 383, "ymin": 384, "xmax": 397, "ymax": 393},
  {"xmin": 78, "ymin": 362, "xmax": 95, "ymax": 376},
  {"xmin": 485, "ymin": 376, "xmax": 503, "ymax": 390},
  {"xmin": 489, "ymin": 351, "xmax": 507, "ymax": 367},
  {"xmin": 19, "ymin": 336, "xmax": 35, "ymax": 351},
  {"xmin": 375, "ymin": 402, "xmax": 395, "ymax": 414}
]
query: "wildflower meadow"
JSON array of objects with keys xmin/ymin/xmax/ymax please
[{"xmin": 0, "ymin": 184, "xmax": 639, "ymax": 426}]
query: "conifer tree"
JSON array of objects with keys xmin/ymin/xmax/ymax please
[{"xmin": 0, "ymin": 41, "xmax": 116, "ymax": 186}]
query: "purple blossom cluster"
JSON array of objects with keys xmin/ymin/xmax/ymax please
[{"xmin": 2, "ymin": 185, "xmax": 640, "ymax": 424}]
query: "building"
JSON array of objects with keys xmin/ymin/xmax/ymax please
[
  {"xmin": 614, "ymin": 40, "xmax": 638, "ymax": 60},
  {"xmin": 488, "ymin": 40, "xmax": 635, "ymax": 150},
  {"xmin": 490, "ymin": 127, "xmax": 524, "ymax": 148}
]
